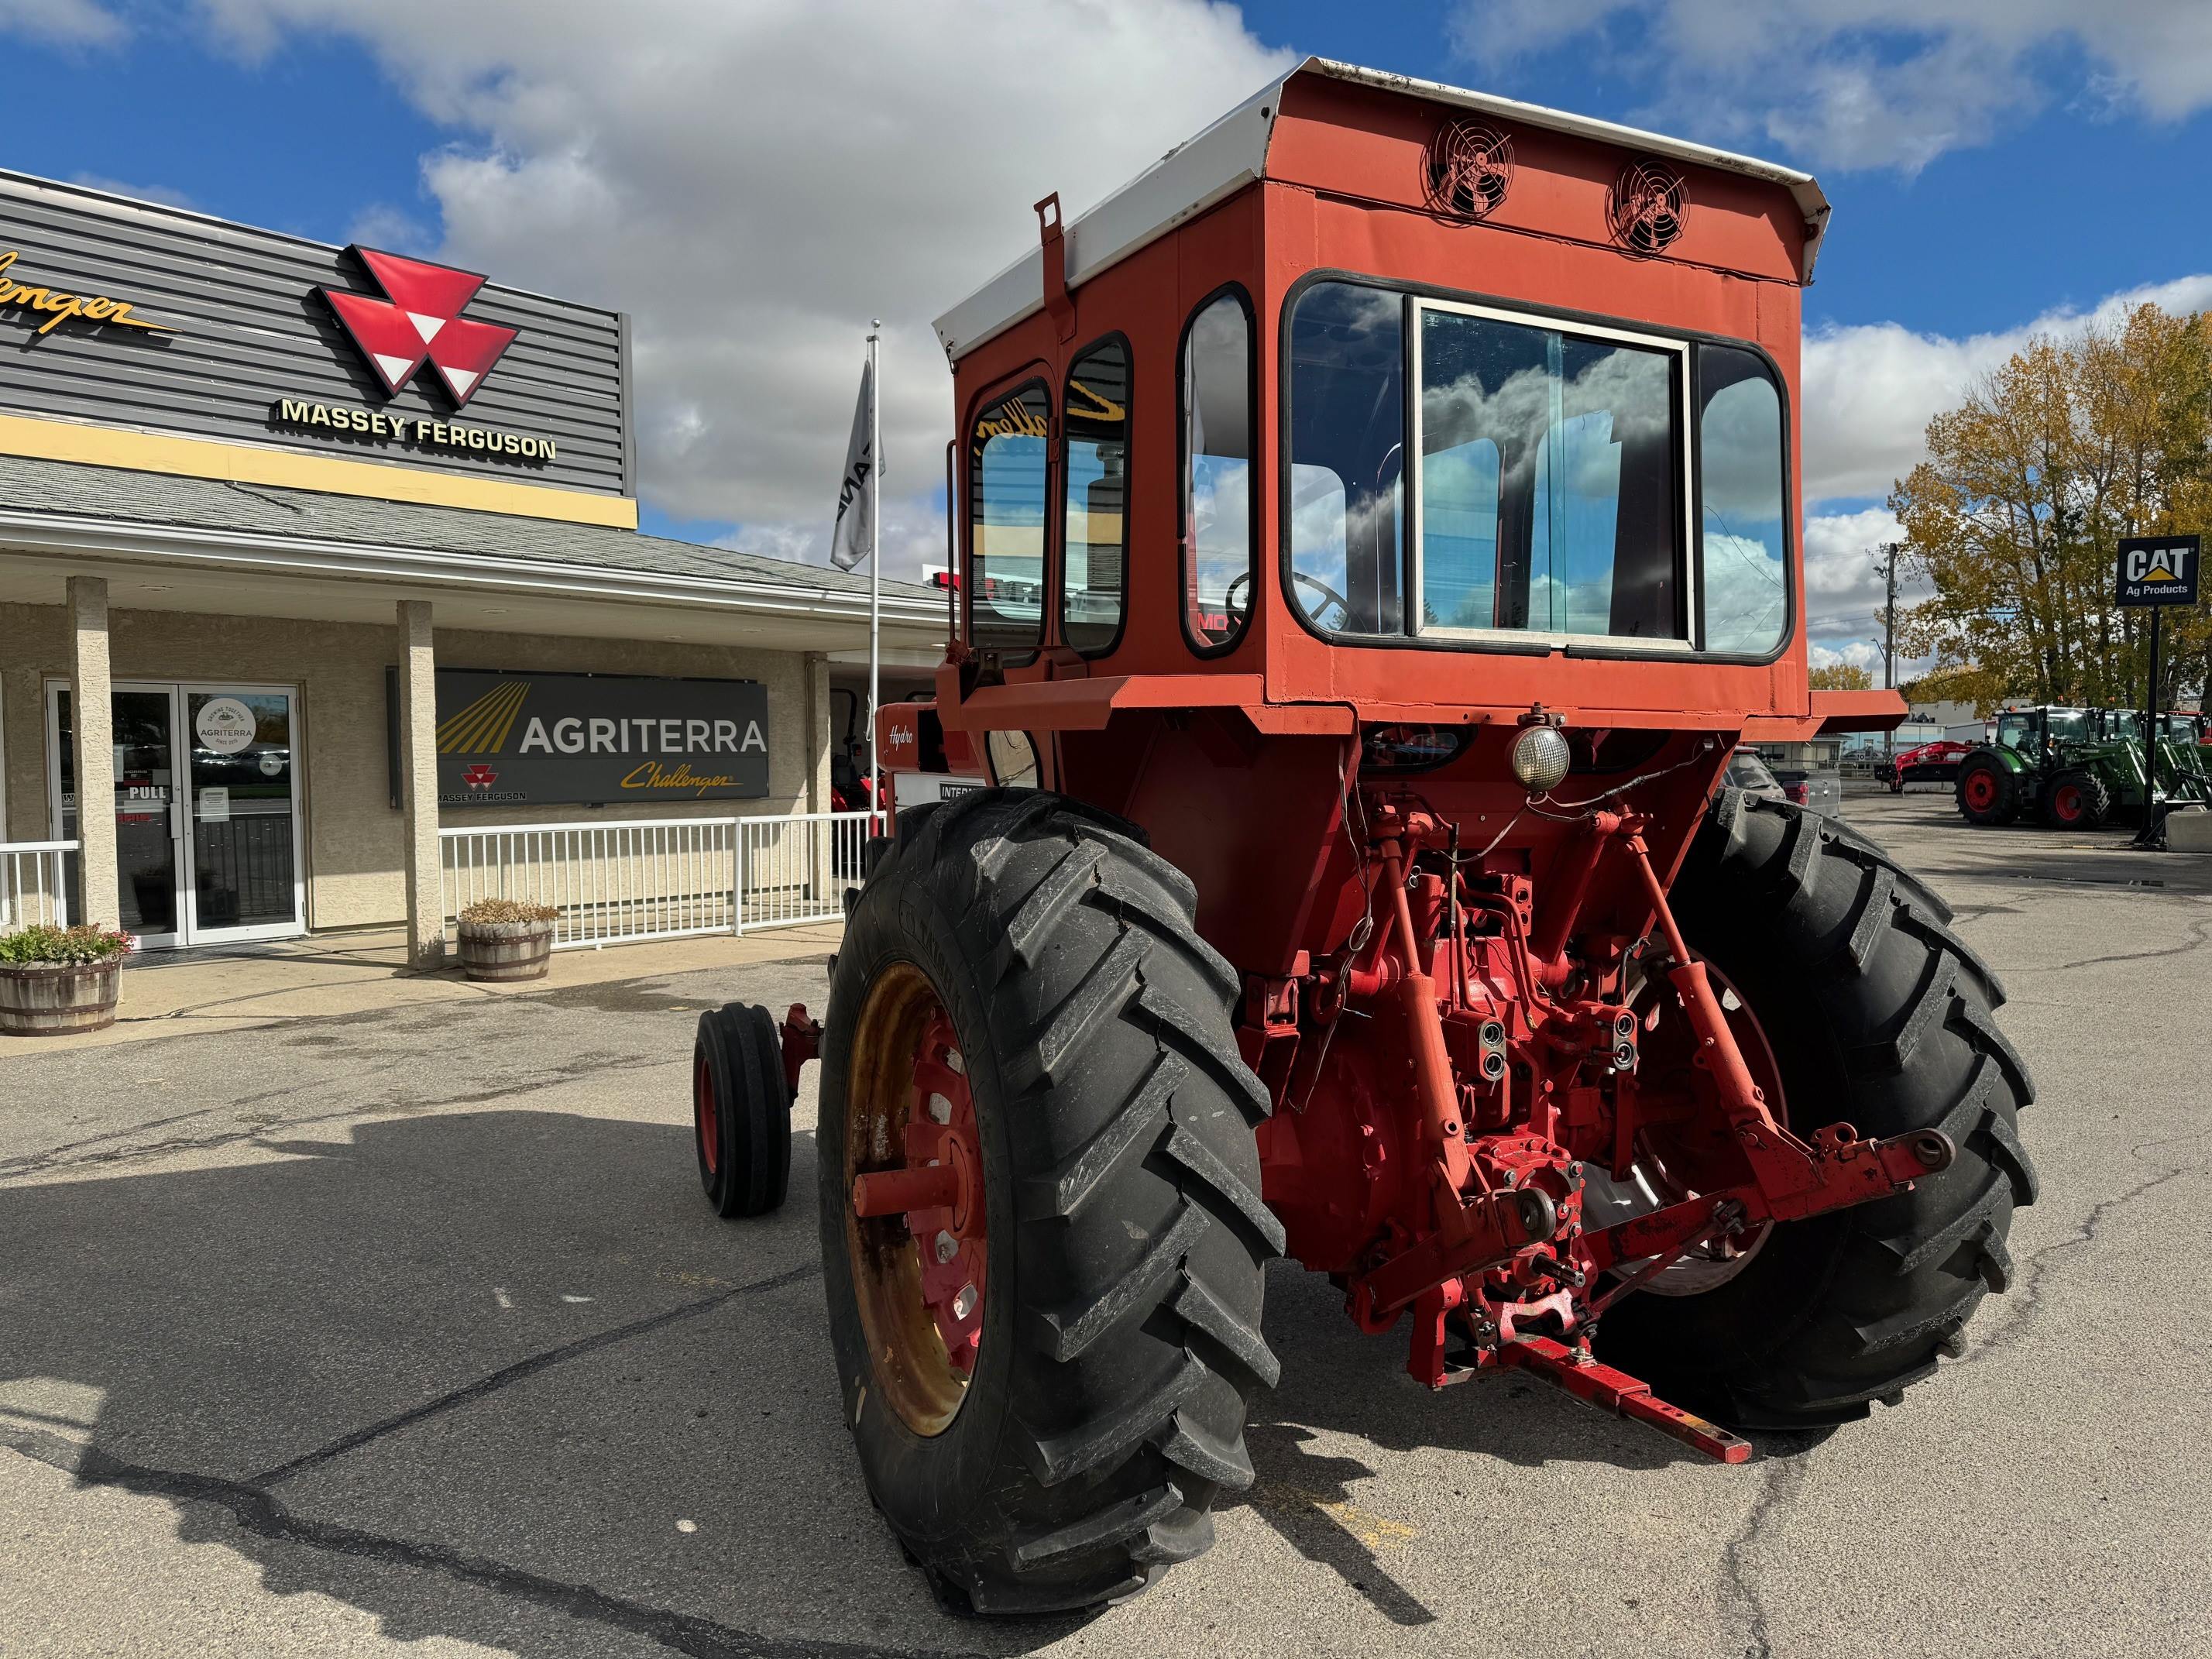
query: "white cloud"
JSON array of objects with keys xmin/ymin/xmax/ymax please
[
  {"xmin": 1802, "ymin": 273, "xmax": 2212, "ymax": 506},
  {"xmin": 0, "ymin": 0, "xmax": 123, "ymax": 47},
  {"xmin": 1801, "ymin": 507, "xmax": 1919, "ymax": 662},
  {"xmin": 1808, "ymin": 638, "xmax": 1882, "ymax": 672},
  {"xmin": 177, "ymin": 0, "xmax": 1293, "ymax": 579},
  {"xmin": 1451, "ymin": 0, "xmax": 2212, "ymax": 173}
]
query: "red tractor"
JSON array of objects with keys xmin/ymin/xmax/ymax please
[{"xmin": 689, "ymin": 60, "xmax": 2035, "ymax": 1615}]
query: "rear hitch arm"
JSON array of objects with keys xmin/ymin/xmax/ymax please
[{"xmin": 1616, "ymin": 829, "xmax": 1956, "ymax": 1228}]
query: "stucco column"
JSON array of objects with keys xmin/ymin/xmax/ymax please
[
  {"xmin": 397, "ymin": 599, "xmax": 444, "ymax": 968},
  {"xmin": 66, "ymin": 575, "xmax": 118, "ymax": 931},
  {"xmin": 802, "ymin": 652, "xmax": 831, "ymax": 815}
]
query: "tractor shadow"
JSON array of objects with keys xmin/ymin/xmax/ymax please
[
  {"xmin": 0, "ymin": 1108, "xmax": 1080, "ymax": 1658},
  {"xmin": 1219, "ymin": 1262, "xmax": 1767, "ymax": 1626}
]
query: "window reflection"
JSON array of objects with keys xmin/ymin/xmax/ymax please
[
  {"xmin": 1698, "ymin": 347, "xmax": 1787, "ymax": 654},
  {"xmin": 1062, "ymin": 339, "xmax": 1128, "ymax": 653},
  {"xmin": 969, "ymin": 383, "xmax": 1050, "ymax": 654},
  {"xmin": 1419, "ymin": 308, "xmax": 1681, "ymax": 640},
  {"xmin": 1182, "ymin": 294, "xmax": 1252, "ymax": 647},
  {"xmin": 1288, "ymin": 282, "xmax": 1402, "ymax": 632}
]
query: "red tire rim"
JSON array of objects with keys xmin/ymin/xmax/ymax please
[
  {"xmin": 845, "ymin": 963, "xmax": 987, "ymax": 1435},
  {"xmin": 694, "ymin": 1049, "xmax": 720, "ymax": 1175},
  {"xmin": 2052, "ymin": 784, "xmax": 2082, "ymax": 824},
  {"xmin": 1963, "ymin": 770, "xmax": 1997, "ymax": 811}
]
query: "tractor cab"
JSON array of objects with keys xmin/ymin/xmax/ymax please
[{"xmin": 925, "ymin": 60, "xmax": 1838, "ymax": 737}]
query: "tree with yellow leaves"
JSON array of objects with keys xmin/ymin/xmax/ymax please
[{"xmin": 1891, "ymin": 304, "xmax": 2211, "ymax": 714}]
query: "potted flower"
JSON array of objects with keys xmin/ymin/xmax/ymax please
[
  {"xmin": 0, "ymin": 923, "xmax": 135, "ymax": 1036},
  {"xmin": 455, "ymin": 898, "xmax": 559, "ymax": 982}
]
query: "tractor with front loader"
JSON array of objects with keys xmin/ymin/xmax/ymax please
[
  {"xmin": 1954, "ymin": 704, "xmax": 2212, "ymax": 829},
  {"xmin": 688, "ymin": 60, "xmax": 2036, "ymax": 1614}
]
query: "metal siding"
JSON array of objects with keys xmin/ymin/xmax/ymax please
[{"xmin": 0, "ymin": 172, "xmax": 630, "ymax": 498}]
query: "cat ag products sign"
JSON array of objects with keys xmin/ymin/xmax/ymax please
[
  {"xmin": 2116, "ymin": 535, "xmax": 2200, "ymax": 607},
  {"xmin": 434, "ymin": 669, "xmax": 768, "ymax": 806}
]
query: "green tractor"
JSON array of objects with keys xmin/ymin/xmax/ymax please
[{"xmin": 1954, "ymin": 706, "xmax": 2212, "ymax": 830}]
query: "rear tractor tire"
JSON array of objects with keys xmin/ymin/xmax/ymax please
[
  {"xmin": 1599, "ymin": 791, "xmax": 2038, "ymax": 1429},
  {"xmin": 819, "ymin": 790, "xmax": 1281, "ymax": 1614},
  {"xmin": 693, "ymin": 1002, "xmax": 792, "ymax": 1218},
  {"xmin": 1954, "ymin": 754, "xmax": 2020, "ymax": 826},
  {"xmin": 2040, "ymin": 767, "xmax": 2111, "ymax": 830}
]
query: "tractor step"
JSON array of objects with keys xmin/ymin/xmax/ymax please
[{"xmin": 1500, "ymin": 1334, "xmax": 1750, "ymax": 1464}]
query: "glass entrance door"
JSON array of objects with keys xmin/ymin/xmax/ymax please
[
  {"xmin": 180, "ymin": 686, "xmax": 301, "ymax": 943},
  {"xmin": 46, "ymin": 681, "xmax": 303, "ymax": 947},
  {"xmin": 49, "ymin": 684, "xmax": 186, "ymax": 948}
]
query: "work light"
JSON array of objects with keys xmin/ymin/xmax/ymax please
[{"xmin": 1509, "ymin": 723, "xmax": 1572, "ymax": 792}]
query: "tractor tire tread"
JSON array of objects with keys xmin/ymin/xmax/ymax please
[
  {"xmin": 823, "ymin": 788, "xmax": 1276, "ymax": 1615},
  {"xmin": 1603, "ymin": 790, "xmax": 2034, "ymax": 1431}
]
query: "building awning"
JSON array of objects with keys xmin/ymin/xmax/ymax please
[{"xmin": 0, "ymin": 451, "xmax": 946, "ymax": 655}]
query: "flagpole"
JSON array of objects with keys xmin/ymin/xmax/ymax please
[{"xmin": 867, "ymin": 319, "xmax": 882, "ymax": 805}]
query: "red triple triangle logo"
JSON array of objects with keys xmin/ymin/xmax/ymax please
[{"xmin": 320, "ymin": 247, "xmax": 518, "ymax": 408}]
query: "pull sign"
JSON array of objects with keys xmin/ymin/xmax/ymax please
[{"xmin": 2116, "ymin": 534, "xmax": 2200, "ymax": 607}]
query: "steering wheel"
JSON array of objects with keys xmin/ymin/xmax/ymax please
[{"xmin": 1220, "ymin": 568, "xmax": 1353, "ymax": 632}]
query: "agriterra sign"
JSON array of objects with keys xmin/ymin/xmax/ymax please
[{"xmin": 434, "ymin": 669, "xmax": 770, "ymax": 807}]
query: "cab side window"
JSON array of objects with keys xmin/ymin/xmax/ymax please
[
  {"xmin": 1181, "ymin": 290, "xmax": 1255, "ymax": 650},
  {"xmin": 1061, "ymin": 338, "xmax": 1129, "ymax": 654},
  {"xmin": 969, "ymin": 382, "xmax": 1051, "ymax": 655}
]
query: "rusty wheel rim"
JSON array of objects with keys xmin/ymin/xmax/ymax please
[
  {"xmin": 845, "ymin": 963, "xmax": 986, "ymax": 1436},
  {"xmin": 695, "ymin": 1049, "xmax": 720, "ymax": 1176}
]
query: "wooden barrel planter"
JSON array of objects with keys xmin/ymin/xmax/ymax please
[
  {"xmin": 456, "ymin": 919, "xmax": 555, "ymax": 982},
  {"xmin": 0, "ymin": 959, "xmax": 122, "ymax": 1036}
]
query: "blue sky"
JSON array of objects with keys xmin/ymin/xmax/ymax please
[{"xmin": 2, "ymin": 1, "xmax": 2207, "ymax": 674}]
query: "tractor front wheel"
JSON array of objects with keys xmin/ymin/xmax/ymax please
[
  {"xmin": 2040, "ymin": 767, "xmax": 2111, "ymax": 830},
  {"xmin": 1597, "ymin": 792, "xmax": 2038, "ymax": 1429},
  {"xmin": 1954, "ymin": 754, "xmax": 2019, "ymax": 826},
  {"xmin": 819, "ymin": 790, "xmax": 1280, "ymax": 1613},
  {"xmin": 693, "ymin": 1003, "xmax": 792, "ymax": 1217}
]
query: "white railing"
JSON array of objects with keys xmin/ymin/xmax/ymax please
[
  {"xmin": 1, "ymin": 840, "xmax": 74, "ymax": 930},
  {"xmin": 439, "ymin": 811, "xmax": 881, "ymax": 951}
]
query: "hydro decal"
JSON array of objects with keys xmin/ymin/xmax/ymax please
[{"xmin": 320, "ymin": 246, "xmax": 517, "ymax": 407}]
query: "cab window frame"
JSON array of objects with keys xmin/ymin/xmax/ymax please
[
  {"xmin": 962, "ymin": 371, "xmax": 1055, "ymax": 665},
  {"xmin": 1276, "ymin": 268, "xmax": 1798, "ymax": 667},
  {"xmin": 1060, "ymin": 330, "xmax": 1134, "ymax": 659},
  {"xmin": 1178, "ymin": 283, "xmax": 1259, "ymax": 658}
]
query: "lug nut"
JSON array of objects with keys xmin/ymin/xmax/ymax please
[
  {"xmin": 934, "ymin": 1229, "xmax": 958, "ymax": 1264},
  {"xmin": 926, "ymin": 1091, "xmax": 953, "ymax": 1125}
]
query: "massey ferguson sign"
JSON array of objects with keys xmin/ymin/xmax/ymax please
[
  {"xmin": 0, "ymin": 171, "xmax": 630, "ymax": 499},
  {"xmin": 319, "ymin": 247, "xmax": 517, "ymax": 407},
  {"xmin": 433, "ymin": 669, "xmax": 770, "ymax": 807}
]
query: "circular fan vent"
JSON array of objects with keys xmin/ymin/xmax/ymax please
[
  {"xmin": 1425, "ymin": 121, "xmax": 1515, "ymax": 220},
  {"xmin": 1609, "ymin": 161, "xmax": 1688, "ymax": 254}
]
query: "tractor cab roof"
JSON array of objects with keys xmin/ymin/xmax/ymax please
[{"xmin": 933, "ymin": 57, "xmax": 1832, "ymax": 363}]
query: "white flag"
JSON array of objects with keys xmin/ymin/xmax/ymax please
[{"xmin": 829, "ymin": 358, "xmax": 874, "ymax": 572}]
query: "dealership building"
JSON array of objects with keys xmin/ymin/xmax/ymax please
[{"xmin": 0, "ymin": 170, "xmax": 941, "ymax": 963}]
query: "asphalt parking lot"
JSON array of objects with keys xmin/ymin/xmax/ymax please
[{"xmin": 3, "ymin": 788, "xmax": 2207, "ymax": 1658}]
